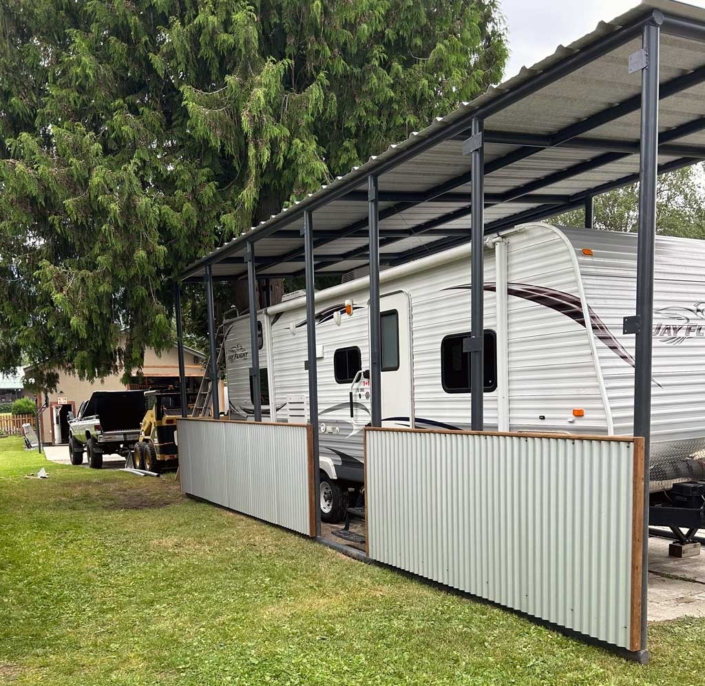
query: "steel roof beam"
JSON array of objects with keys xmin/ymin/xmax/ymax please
[
  {"xmin": 452, "ymin": 130, "xmax": 705, "ymax": 158},
  {"xmin": 341, "ymin": 191, "xmax": 571, "ymax": 204}
]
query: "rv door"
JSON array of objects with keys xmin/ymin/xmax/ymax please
[{"xmin": 376, "ymin": 291, "xmax": 414, "ymax": 428}]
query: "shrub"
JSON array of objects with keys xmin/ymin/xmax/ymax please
[
  {"xmin": 0, "ymin": 402, "xmax": 12, "ymax": 414},
  {"xmin": 11, "ymin": 397, "xmax": 36, "ymax": 416}
]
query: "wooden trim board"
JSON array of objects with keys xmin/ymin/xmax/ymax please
[{"xmin": 629, "ymin": 436, "xmax": 645, "ymax": 652}]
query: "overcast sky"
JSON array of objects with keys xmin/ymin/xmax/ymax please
[{"xmin": 501, "ymin": 0, "xmax": 705, "ymax": 79}]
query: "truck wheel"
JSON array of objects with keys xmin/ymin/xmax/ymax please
[
  {"xmin": 320, "ymin": 475, "xmax": 347, "ymax": 523},
  {"xmin": 144, "ymin": 442, "xmax": 160, "ymax": 474},
  {"xmin": 134, "ymin": 442, "xmax": 146, "ymax": 470},
  {"xmin": 68, "ymin": 437, "xmax": 83, "ymax": 466},
  {"xmin": 87, "ymin": 438, "xmax": 103, "ymax": 469}
]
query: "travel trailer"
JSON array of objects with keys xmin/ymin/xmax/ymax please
[{"xmin": 225, "ymin": 223, "xmax": 705, "ymax": 521}]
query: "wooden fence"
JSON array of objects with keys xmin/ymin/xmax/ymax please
[{"xmin": 0, "ymin": 414, "xmax": 36, "ymax": 436}]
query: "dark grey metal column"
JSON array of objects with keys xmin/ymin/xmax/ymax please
[
  {"xmin": 368, "ymin": 175, "xmax": 382, "ymax": 427},
  {"xmin": 634, "ymin": 20, "xmax": 661, "ymax": 653},
  {"xmin": 585, "ymin": 196, "xmax": 594, "ymax": 229},
  {"xmin": 303, "ymin": 210, "xmax": 321, "ymax": 536},
  {"xmin": 470, "ymin": 118, "xmax": 485, "ymax": 431},
  {"xmin": 204, "ymin": 265, "xmax": 220, "ymax": 419},
  {"xmin": 174, "ymin": 282, "xmax": 188, "ymax": 418},
  {"xmin": 246, "ymin": 242, "xmax": 262, "ymax": 422}
]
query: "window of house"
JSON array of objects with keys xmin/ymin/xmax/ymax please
[
  {"xmin": 249, "ymin": 368, "xmax": 270, "ymax": 405},
  {"xmin": 334, "ymin": 347, "xmax": 362, "ymax": 384},
  {"xmin": 441, "ymin": 330, "xmax": 497, "ymax": 393},
  {"xmin": 381, "ymin": 310, "xmax": 399, "ymax": 372}
]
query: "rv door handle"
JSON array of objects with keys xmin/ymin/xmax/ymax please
[{"xmin": 349, "ymin": 392, "xmax": 354, "ymax": 418}]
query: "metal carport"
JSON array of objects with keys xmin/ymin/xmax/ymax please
[{"xmin": 176, "ymin": 0, "xmax": 705, "ymax": 660}]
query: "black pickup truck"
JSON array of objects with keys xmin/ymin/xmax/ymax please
[{"xmin": 67, "ymin": 390, "xmax": 146, "ymax": 468}]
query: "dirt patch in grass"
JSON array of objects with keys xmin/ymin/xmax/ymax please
[
  {"xmin": 0, "ymin": 663, "xmax": 21, "ymax": 681},
  {"xmin": 104, "ymin": 486, "xmax": 181, "ymax": 511},
  {"xmin": 48, "ymin": 478, "xmax": 183, "ymax": 513}
]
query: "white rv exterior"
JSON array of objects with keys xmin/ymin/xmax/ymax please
[{"xmin": 225, "ymin": 223, "xmax": 705, "ymax": 505}]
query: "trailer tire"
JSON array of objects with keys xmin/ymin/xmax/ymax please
[
  {"xmin": 134, "ymin": 442, "xmax": 146, "ymax": 470},
  {"xmin": 320, "ymin": 475, "xmax": 347, "ymax": 523},
  {"xmin": 87, "ymin": 437, "xmax": 103, "ymax": 469},
  {"xmin": 144, "ymin": 442, "xmax": 160, "ymax": 474},
  {"xmin": 68, "ymin": 437, "xmax": 83, "ymax": 466}
]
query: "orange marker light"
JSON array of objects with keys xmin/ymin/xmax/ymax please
[
  {"xmin": 582, "ymin": 248, "xmax": 594, "ymax": 256},
  {"xmin": 345, "ymin": 300, "xmax": 353, "ymax": 315},
  {"xmin": 573, "ymin": 409, "xmax": 585, "ymax": 417}
]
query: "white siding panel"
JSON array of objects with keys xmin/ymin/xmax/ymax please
[
  {"xmin": 366, "ymin": 429, "xmax": 639, "ymax": 650},
  {"xmin": 177, "ymin": 419, "xmax": 312, "ymax": 536}
]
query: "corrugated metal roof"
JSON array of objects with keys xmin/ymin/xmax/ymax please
[{"xmin": 182, "ymin": 0, "xmax": 705, "ymax": 281}]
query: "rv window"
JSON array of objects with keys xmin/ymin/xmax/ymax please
[
  {"xmin": 441, "ymin": 330, "xmax": 497, "ymax": 393},
  {"xmin": 249, "ymin": 368, "xmax": 270, "ymax": 405},
  {"xmin": 334, "ymin": 347, "xmax": 362, "ymax": 384},
  {"xmin": 381, "ymin": 310, "xmax": 399, "ymax": 372}
]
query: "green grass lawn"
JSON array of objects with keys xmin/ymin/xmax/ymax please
[{"xmin": 1, "ymin": 437, "xmax": 704, "ymax": 685}]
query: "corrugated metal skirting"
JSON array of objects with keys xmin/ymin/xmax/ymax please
[
  {"xmin": 366, "ymin": 429, "xmax": 642, "ymax": 651},
  {"xmin": 178, "ymin": 419, "xmax": 313, "ymax": 537}
]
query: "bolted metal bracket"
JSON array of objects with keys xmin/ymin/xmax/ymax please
[
  {"xmin": 368, "ymin": 184, "xmax": 377, "ymax": 202},
  {"xmin": 244, "ymin": 243, "xmax": 254, "ymax": 261},
  {"xmin": 628, "ymin": 48, "xmax": 648, "ymax": 74},
  {"xmin": 462, "ymin": 336, "xmax": 483, "ymax": 353},
  {"xmin": 304, "ymin": 360, "xmax": 309, "ymax": 371},
  {"xmin": 623, "ymin": 315, "xmax": 641, "ymax": 335},
  {"xmin": 463, "ymin": 132, "xmax": 484, "ymax": 156}
]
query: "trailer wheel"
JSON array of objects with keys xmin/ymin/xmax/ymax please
[
  {"xmin": 144, "ymin": 442, "xmax": 160, "ymax": 474},
  {"xmin": 134, "ymin": 442, "xmax": 146, "ymax": 470},
  {"xmin": 320, "ymin": 475, "xmax": 347, "ymax": 523},
  {"xmin": 87, "ymin": 437, "xmax": 103, "ymax": 469},
  {"xmin": 68, "ymin": 437, "xmax": 83, "ymax": 466}
]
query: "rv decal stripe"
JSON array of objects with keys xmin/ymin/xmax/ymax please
[
  {"xmin": 294, "ymin": 303, "xmax": 366, "ymax": 329},
  {"xmin": 444, "ymin": 282, "xmax": 636, "ymax": 370},
  {"xmin": 320, "ymin": 401, "xmax": 371, "ymax": 417}
]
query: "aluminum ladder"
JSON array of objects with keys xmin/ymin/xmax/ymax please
[{"xmin": 191, "ymin": 324, "xmax": 226, "ymax": 418}]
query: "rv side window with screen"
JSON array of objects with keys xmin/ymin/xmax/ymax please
[
  {"xmin": 381, "ymin": 310, "xmax": 399, "ymax": 372},
  {"xmin": 441, "ymin": 330, "xmax": 497, "ymax": 393},
  {"xmin": 334, "ymin": 347, "xmax": 362, "ymax": 384},
  {"xmin": 249, "ymin": 368, "xmax": 270, "ymax": 405}
]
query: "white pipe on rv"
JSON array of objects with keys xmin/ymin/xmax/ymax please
[{"xmin": 494, "ymin": 237, "xmax": 510, "ymax": 432}]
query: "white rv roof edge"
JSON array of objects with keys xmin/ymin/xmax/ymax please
[{"xmin": 266, "ymin": 224, "xmax": 539, "ymax": 315}]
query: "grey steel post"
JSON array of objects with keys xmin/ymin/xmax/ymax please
[
  {"xmin": 173, "ymin": 282, "xmax": 189, "ymax": 418},
  {"xmin": 585, "ymin": 196, "xmax": 594, "ymax": 229},
  {"xmin": 246, "ymin": 242, "xmax": 262, "ymax": 422},
  {"xmin": 303, "ymin": 210, "xmax": 321, "ymax": 536},
  {"xmin": 368, "ymin": 175, "xmax": 382, "ymax": 427},
  {"xmin": 470, "ymin": 118, "xmax": 485, "ymax": 431},
  {"xmin": 635, "ymin": 20, "xmax": 661, "ymax": 653},
  {"xmin": 204, "ymin": 265, "xmax": 220, "ymax": 419}
]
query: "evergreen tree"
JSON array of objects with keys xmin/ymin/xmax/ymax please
[{"xmin": 0, "ymin": 0, "xmax": 507, "ymax": 388}]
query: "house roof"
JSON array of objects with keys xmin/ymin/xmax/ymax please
[{"xmin": 180, "ymin": 0, "xmax": 705, "ymax": 283}]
